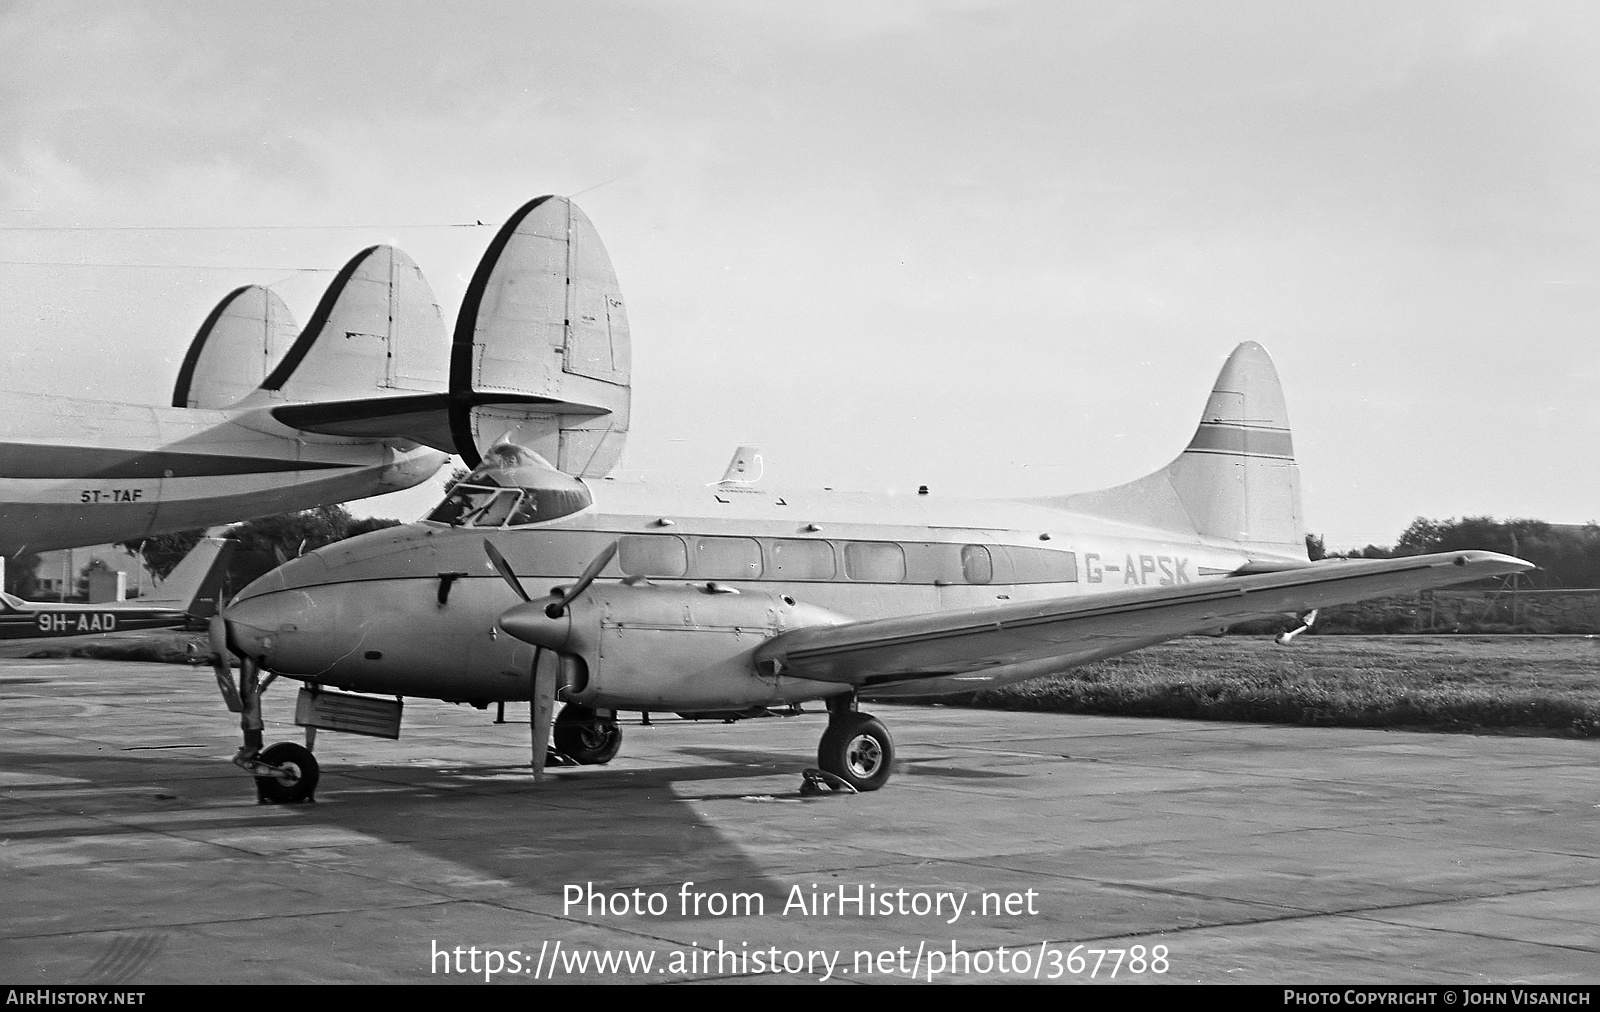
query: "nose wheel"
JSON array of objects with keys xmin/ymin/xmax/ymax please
[
  {"xmin": 816, "ymin": 699, "xmax": 894, "ymax": 792},
  {"xmin": 251, "ymin": 742, "xmax": 320, "ymax": 804},
  {"xmin": 214, "ymin": 648, "xmax": 319, "ymax": 804}
]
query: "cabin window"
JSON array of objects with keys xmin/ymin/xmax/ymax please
[
  {"xmin": 999, "ymin": 546, "xmax": 1078, "ymax": 583},
  {"xmin": 692, "ymin": 537, "xmax": 763, "ymax": 579},
  {"xmin": 961, "ymin": 545, "xmax": 993, "ymax": 585},
  {"xmin": 767, "ymin": 539, "xmax": 835, "ymax": 580},
  {"xmin": 618, "ymin": 535, "xmax": 688, "ymax": 577},
  {"xmin": 843, "ymin": 541, "xmax": 906, "ymax": 582}
]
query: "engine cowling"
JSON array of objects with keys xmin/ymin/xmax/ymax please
[{"xmin": 498, "ymin": 583, "xmax": 851, "ymax": 710}]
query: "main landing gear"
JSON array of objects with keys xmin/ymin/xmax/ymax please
[
  {"xmin": 815, "ymin": 693, "xmax": 894, "ymax": 792},
  {"xmin": 552, "ymin": 705, "xmax": 623, "ymax": 765}
]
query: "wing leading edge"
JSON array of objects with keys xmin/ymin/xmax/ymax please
[{"xmin": 754, "ymin": 551, "xmax": 1531, "ymax": 695}]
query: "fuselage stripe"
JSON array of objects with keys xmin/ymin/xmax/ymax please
[{"xmin": 0, "ymin": 444, "xmax": 355, "ymax": 479}]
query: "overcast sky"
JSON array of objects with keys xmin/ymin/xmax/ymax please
[{"xmin": 3, "ymin": 1, "xmax": 1596, "ymax": 549}]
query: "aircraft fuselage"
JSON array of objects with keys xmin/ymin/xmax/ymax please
[
  {"xmin": 226, "ymin": 478, "xmax": 1276, "ymax": 709},
  {"xmin": 0, "ymin": 604, "xmax": 190, "ymax": 639},
  {"xmin": 0, "ymin": 390, "xmax": 448, "ymax": 555}
]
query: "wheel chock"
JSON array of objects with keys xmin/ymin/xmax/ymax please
[{"xmin": 799, "ymin": 768, "xmax": 857, "ymax": 797}]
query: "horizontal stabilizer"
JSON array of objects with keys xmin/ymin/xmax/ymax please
[
  {"xmin": 172, "ymin": 286, "xmax": 297, "ymax": 408},
  {"xmin": 272, "ymin": 391, "xmax": 609, "ymax": 451},
  {"xmin": 450, "ymin": 196, "xmax": 631, "ymax": 476},
  {"xmin": 257, "ymin": 245, "xmax": 447, "ymax": 404}
]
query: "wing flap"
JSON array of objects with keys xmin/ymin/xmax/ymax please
[{"xmin": 755, "ymin": 551, "xmax": 1531, "ymax": 688}]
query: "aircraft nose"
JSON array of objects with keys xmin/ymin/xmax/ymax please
[
  {"xmin": 498, "ymin": 597, "xmax": 573, "ymax": 652},
  {"xmin": 224, "ymin": 588, "xmax": 332, "ymax": 671}
]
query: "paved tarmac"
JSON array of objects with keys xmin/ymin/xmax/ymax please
[{"xmin": 0, "ymin": 655, "xmax": 1596, "ymax": 985}]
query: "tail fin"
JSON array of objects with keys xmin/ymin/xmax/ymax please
[
  {"xmin": 715, "ymin": 445, "xmax": 764, "ymax": 486},
  {"xmin": 450, "ymin": 195, "xmax": 631, "ymax": 476},
  {"xmin": 172, "ymin": 286, "xmax": 298, "ymax": 408},
  {"xmin": 258, "ymin": 245, "xmax": 448, "ymax": 403},
  {"xmin": 1052, "ymin": 342, "xmax": 1307, "ymax": 561},
  {"xmin": 140, "ymin": 536, "xmax": 234, "ymax": 618},
  {"xmin": 261, "ymin": 200, "xmax": 632, "ymax": 477}
]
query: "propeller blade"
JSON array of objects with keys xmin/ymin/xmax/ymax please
[
  {"xmin": 531, "ymin": 646, "xmax": 557, "ymax": 782},
  {"xmin": 208, "ymin": 613, "xmax": 243, "ymax": 713},
  {"xmin": 483, "ymin": 540, "xmax": 530, "ymax": 602},
  {"xmin": 546, "ymin": 540, "xmax": 618, "ymax": 618}
]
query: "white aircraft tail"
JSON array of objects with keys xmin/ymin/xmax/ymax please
[
  {"xmin": 140, "ymin": 536, "xmax": 235, "ymax": 617},
  {"xmin": 1048, "ymin": 342, "xmax": 1307, "ymax": 562},
  {"xmin": 260, "ymin": 198, "xmax": 632, "ymax": 479},
  {"xmin": 449, "ymin": 195, "xmax": 632, "ymax": 476},
  {"xmin": 172, "ymin": 286, "xmax": 298, "ymax": 408},
  {"xmin": 258, "ymin": 245, "xmax": 448, "ymax": 403},
  {"xmin": 715, "ymin": 445, "xmax": 764, "ymax": 485}
]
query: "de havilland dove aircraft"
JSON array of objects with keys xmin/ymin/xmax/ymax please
[
  {"xmin": 0, "ymin": 215, "xmax": 628, "ymax": 557},
  {"xmin": 0, "ymin": 533, "xmax": 231, "ymax": 643},
  {"xmin": 210, "ymin": 195, "xmax": 1531, "ymax": 803}
]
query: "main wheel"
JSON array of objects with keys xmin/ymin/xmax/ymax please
[
  {"xmin": 816, "ymin": 713, "xmax": 894, "ymax": 792},
  {"xmin": 254, "ymin": 742, "xmax": 319, "ymax": 804},
  {"xmin": 553, "ymin": 706, "xmax": 623, "ymax": 765}
]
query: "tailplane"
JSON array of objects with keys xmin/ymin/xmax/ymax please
[{"xmin": 1050, "ymin": 342, "xmax": 1307, "ymax": 562}]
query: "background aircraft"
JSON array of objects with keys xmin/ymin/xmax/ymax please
[
  {"xmin": 1, "ymin": 204, "xmax": 630, "ymax": 558},
  {"xmin": 1, "ymin": 533, "xmax": 232, "ymax": 641},
  {"xmin": 206, "ymin": 196, "xmax": 1530, "ymax": 804}
]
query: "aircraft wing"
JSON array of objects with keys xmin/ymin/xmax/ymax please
[{"xmin": 753, "ymin": 551, "xmax": 1531, "ymax": 692}]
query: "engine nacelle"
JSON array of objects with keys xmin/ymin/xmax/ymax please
[{"xmin": 498, "ymin": 583, "xmax": 851, "ymax": 710}]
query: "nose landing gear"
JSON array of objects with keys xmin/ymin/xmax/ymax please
[{"xmin": 217, "ymin": 653, "xmax": 319, "ymax": 804}]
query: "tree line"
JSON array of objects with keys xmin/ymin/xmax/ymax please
[{"xmin": 1310, "ymin": 517, "xmax": 1600, "ymax": 590}]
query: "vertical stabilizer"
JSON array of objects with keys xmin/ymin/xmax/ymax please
[
  {"xmin": 716, "ymin": 445, "xmax": 764, "ymax": 486},
  {"xmin": 1051, "ymin": 343, "xmax": 1307, "ymax": 560},
  {"xmin": 450, "ymin": 196, "xmax": 632, "ymax": 476},
  {"xmin": 172, "ymin": 286, "xmax": 297, "ymax": 408},
  {"xmin": 139, "ymin": 536, "xmax": 235, "ymax": 617},
  {"xmin": 259, "ymin": 245, "xmax": 447, "ymax": 403}
]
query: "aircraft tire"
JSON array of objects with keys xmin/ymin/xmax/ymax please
[
  {"xmin": 553, "ymin": 706, "xmax": 623, "ymax": 765},
  {"xmin": 817, "ymin": 713, "xmax": 894, "ymax": 792},
  {"xmin": 254, "ymin": 742, "xmax": 319, "ymax": 804}
]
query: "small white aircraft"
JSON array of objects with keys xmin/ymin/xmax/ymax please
[
  {"xmin": 209, "ymin": 196, "xmax": 1531, "ymax": 803},
  {"xmin": 0, "ymin": 534, "xmax": 232, "ymax": 643},
  {"xmin": 1, "ymin": 213, "xmax": 629, "ymax": 557}
]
